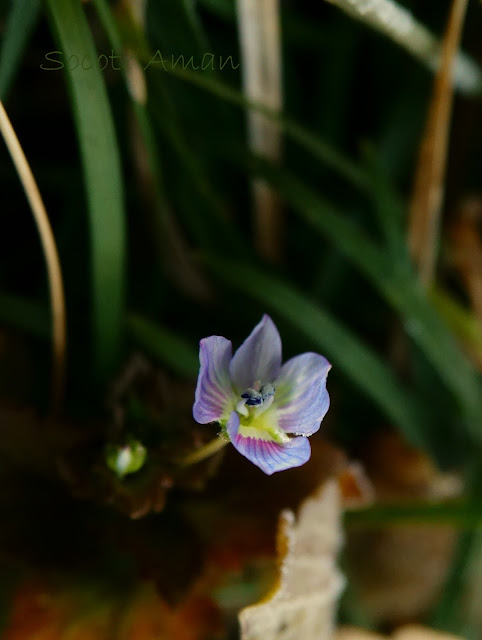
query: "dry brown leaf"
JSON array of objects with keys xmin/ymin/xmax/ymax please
[
  {"xmin": 346, "ymin": 431, "xmax": 461, "ymax": 624},
  {"xmin": 346, "ymin": 526, "xmax": 457, "ymax": 622},
  {"xmin": 2, "ymin": 579, "xmax": 223, "ymax": 640},
  {"xmin": 238, "ymin": 479, "xmax": 345, "ymax": 640}
]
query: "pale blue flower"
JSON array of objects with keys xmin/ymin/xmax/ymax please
[{"xmin": 193, "ymin": 315, "xmax": 331, "ymax": 475}]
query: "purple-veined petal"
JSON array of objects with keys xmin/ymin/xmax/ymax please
[
  {"xmin": 193, "ymin": 336, "xmax": 234, "ymax": 424},
  {"xmin": 229, "ymin": 315, "xmax": 282, "ymax": 392},
  {"xmin": 275, "ymin": 353, "xmax": 331, "ymax": 436},
  {"xmin": 227, "ymin": 411, "xmax": 311, "ymax": 475}
]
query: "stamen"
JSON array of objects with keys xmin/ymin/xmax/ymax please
[
  {"xmin": 238, "ymin": 383, "xmax": 276, "ymax": 415},
  {"xmin": 241, "ymin": 388, "xmax": 263, "ymax": 406},
  {"xmin": 236, "ymin": 398, "xmax": 249, "ymax": 417}
]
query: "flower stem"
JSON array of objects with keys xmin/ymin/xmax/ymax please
[{"xmin": 180, "ymin": 436, "xmax": 229, "ymax": 467}]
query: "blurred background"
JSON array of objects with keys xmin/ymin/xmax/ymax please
[{"xmin": 0, "ymin": 0, "xmax": 481, "ymax": 638}]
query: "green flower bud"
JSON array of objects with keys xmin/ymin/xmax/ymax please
[{"xmin": 106, "ymin": 438, "xmax": 147, "ymax": 478}]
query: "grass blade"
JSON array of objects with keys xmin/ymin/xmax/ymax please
[
  {"xmin": 93, "ymin": 0, "xmax": 214, "ymax": 299},
  {"xmin": 0, "ymin": 0, "xmax": 40, "ymax": 100},
  {"xmin": 430, "ymin": 287, "xmax": 482, "ymax": 371},
  {"xmin": 346, "ymin": 502, "xmax": 482, "ymax": 528},
  {"xmin": 146, "ymin": 0, "xmax": 209, "ymax": 55},
  {"xmin": 45, "ymin": 0, "xmax": 126, "ymax": 384},
  {"xmin": 178, "ymin": 68, "xmax": 369, "ymax": 189},
  {"xmin": 252, "ymin": 159, "xmax": 482, "ymax": 441},
  {"xmin": 99, "ymin": 16, "xmax": 369, "ymax": 193}
]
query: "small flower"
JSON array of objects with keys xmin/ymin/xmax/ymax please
[{"xmin": 193, "ymin": 315, "xmax": 331, "ymax": 475}]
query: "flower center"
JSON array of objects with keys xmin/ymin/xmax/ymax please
[{"xmin": 236, "ymin": 381, "xmax": 276, "ymax": 418}]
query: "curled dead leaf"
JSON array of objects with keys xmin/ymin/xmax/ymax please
[{"xmin": 239, "ymin": 479, "xmax": 345, "ymax": 640}]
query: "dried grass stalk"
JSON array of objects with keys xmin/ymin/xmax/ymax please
[
  {"xmin": 408, "ymin": 0, "xmax": 469, "ymax": 287},
  {"xmin": 0, "ymin": 100, "xmax": 66, "ymax": 414},
  {"xmin": 237, "ymin": 0, "xmax": 283, "ymax": 262}
]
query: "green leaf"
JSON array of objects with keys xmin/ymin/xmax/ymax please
[
  {"xmin": 206, "ymin": 257, "xmax": 427, "ymax": 448},
  {"xmin": 0, "ymin": 0, "xmax": 40, "ymax": 100},
  {"xmin": 45, "ymin": 0, "xmax": 126, "ymax": 383},
  {"xmin": 252, "ymin": 159, "xmax": 482, "ymax": 442},
  {"xmin": 127, "ymin": 313, "xmax": 198, "ymax": 379}
]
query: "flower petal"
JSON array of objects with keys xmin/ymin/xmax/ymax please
[
  {"xmin": 229, "ymin": 315, "xmax": 282, "ymax": 391},
  {"xmin": 193, "ymin": 336, "xmax": 233, "ymax": 424},
  {"xmin": 227, "ymin": 411, "xmax": 311, "ymax": 475},
  {"xmin": 275, "ymin": 353, "xmax": 331, "ymax": 436}
]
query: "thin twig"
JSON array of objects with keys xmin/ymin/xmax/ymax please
[
  {"xmin": 408, "ymin": 0, "xmax": 469, "ymax": 287},
  {"xmin": 0, "ymin": 100, "xmax": 66, "ymax": 414}
]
